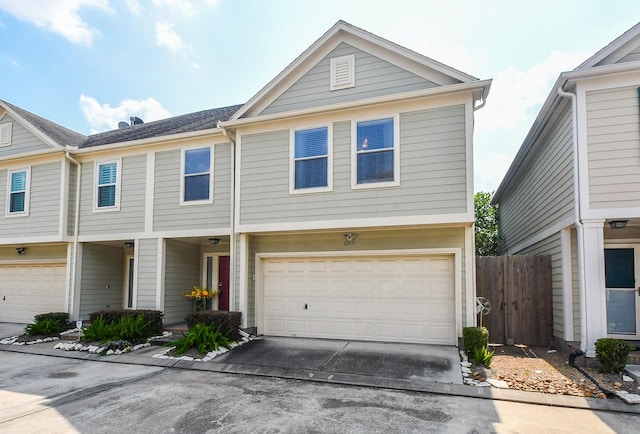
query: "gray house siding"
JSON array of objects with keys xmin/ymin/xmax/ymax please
[
  {"xmin": 514, "ymin": 233, "xmax": 564, "ymax": 341},
  {"xmin": 67, "ymin": 164, "xmax": 77, "ymax": 236},
  {"xmin": 618, "ymin": 46, "xmax": 640, "ymax": 63},
  {"xmin": 153, "ymin": 144, "xmax": 232, "ymax": 231},
  {"xmin": 259, "ymin": 43, "xmax": 438, "ymax": 116},
  {"xmin": 78, "ymin": 243, "xmax": 124, "ymax": 317},
  {"xmin": 0, "ymin": 114, "xmax": 52, "ymax": 157},
  {"xmin": 586, "ymin": 85, "xmax": 640, "ymax": 209},
  {"xmin": 0, "ymin": 161, "xmax": 61, "ymax": 238},
  {"xmin": 136, "ymin": 238, "xmax": 158, "ymax": 310},
  {"xmin": 239, "ymin": 104, "xmax": 467, "ymax": 226},
  {"xmin": 246, "ymin": 227, "xmax": 467, "ymax": 329},
  {"xmin": 78, "ymin": 154, "xmax": 146, "ymax": 235},
  {"xmin": 163, "ymin": 239, "xmax": 200, "ymax": 324},
  {"xmin": 498, "ymin": 102, "xmax": 574, "ymax": 250}
]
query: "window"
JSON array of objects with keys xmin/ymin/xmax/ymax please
[
  {"xmin": 0, "ymin": 123, "xmax": 12, "ymax": 147},
  {"xmin": 7, "ymin": 168, "xmax": 29, "ymax": 215},
  {"xmin": 292, "ymin": 127, "xmax": 331, "ymax": 192},
  {"xmin": 95, "ymin": 160, "xmax": 120, "ymax": 210},
  {"xmin": 182, "ymin": 147, "xmax": 212, "ymax": 203},
  {"xmin": 353, "ymin": 117, "xmax": 398, "ymax": 187}
]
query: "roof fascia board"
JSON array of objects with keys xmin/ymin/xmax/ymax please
[
  {"xmin": 222, "ymin": 79, "xmax": 492, "ymax": 129},
  {"xmin": 577, "ymin": 22, "xmax": 640, "ymax": 69},
  {"xmin": 0, "ymin": 147, "xmax": 66, "ymax": 164},
  {"xmin": 563, "ymin": 60, "xmax": 640, "ymax": 82},
  {"xmin": 0, "ymin": 101, "xmax": 64, "ymax": 149}
]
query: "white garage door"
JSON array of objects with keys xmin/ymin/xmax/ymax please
[
  {"xmin": 261, "ymin": 255, "xmax": 456, "ymax": 344},
  {"xmin": 0, "ymin": 264, "xmax": 67, "ymax": 323}
]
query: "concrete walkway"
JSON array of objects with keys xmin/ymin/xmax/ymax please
[{"xmin": 1, "ymin": 323, "xmax": 640, "ymax": 414}]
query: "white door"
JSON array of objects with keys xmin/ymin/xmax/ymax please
[
  {"xmin": 260, "ymin": 255, "xmax": 456, "ymax": 344},
  {"xmin": 605, "ymin": 246, "xmax": 640, "ymax": 339},
  {"xmin": 0, "ymin": 263, "xmax": 67, "ymax": 323}
]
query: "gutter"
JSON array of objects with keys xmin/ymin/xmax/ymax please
[
  {"xmin": 64, "ymin": 150, "xmax": 82, "ymax": 320},
  {"xmin": 218, "ymin": 122, "xmax": 237, "ymax": 311},
  {"xmin": 557, "ymin": 85, "xmax": 587, "ymax": 354}
]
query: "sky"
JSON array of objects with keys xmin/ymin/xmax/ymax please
[{"xmin": 1, "ymin": 1, "xmax": 640, "ymax": 192}]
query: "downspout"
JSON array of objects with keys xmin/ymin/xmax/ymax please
[
  {"xmin": 218, "ymin": 122, "xmax": 237, "ymax": 310},
  {"xmin": 557, "ymin": 85, "xmax": 587, "ymax": 354},
  {"xmin": 64, "ymin": 150, "xmax": 81, "ymax": 320}
]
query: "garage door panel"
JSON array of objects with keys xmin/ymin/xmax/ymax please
[{"xmin": 262, "ymin": 255, "xmax": 456, "ymax": 345}]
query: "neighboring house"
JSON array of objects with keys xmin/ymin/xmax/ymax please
[
  {"xmin": 0, "ymin": 21, "xmax": 491, "ymax": 346},
  {"xmin": 493, "ymin": 22, "xmax": 640, "ymax": 356}
]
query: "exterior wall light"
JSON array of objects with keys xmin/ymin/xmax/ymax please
[
  {"xmin": 16, "ymin": 247, "xmax": 26, "ymax": 255},
  {"xmin": 609, "ymin": 220, "xmax": 628, "ymax": 229}
]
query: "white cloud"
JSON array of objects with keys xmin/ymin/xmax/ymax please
[
  {"xmin": 125, "ymin": 0, "xmax": 144, "ymax": 16},
  {"xmin": 473, "ymin": 50, "xmax": 589, "ymax": 192},
  {"xmin": 415, "ymin": 41, "xmax": 479, "ymax": 77},
  {"xmin": 0, "ymin": 0, "xmax": 110, "ymax": 46},
  {"xmin": 152, "ymin": 0, "xmax": 195, "ymax": 17},
  {"xmin": 79, "ymin": 94, "xmax": 171, "ymax": 133},
  {"xmin": 155, "ymin": 21, "xmax": 192, "ymax": 54}
]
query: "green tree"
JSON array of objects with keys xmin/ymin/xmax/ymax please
[{"xmin": 474, "ymin": 191, "xmax": 499, "ymax": 256}]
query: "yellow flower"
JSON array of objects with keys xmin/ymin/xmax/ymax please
[{"xmin": 202, "ymin": 290, "xmax": 209, "ymax": 297}]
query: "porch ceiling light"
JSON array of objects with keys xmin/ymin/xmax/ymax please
[
  {"xmin": 124, "ymin": 242, "xmax": 134, "ymax": 248},
  {"xmin": 209, "ymin": 238, "xmax": 220, "ymax": 245},
  {"xmin": 609, "ymin": 220, "xmax": 628, "ymax": 229}
]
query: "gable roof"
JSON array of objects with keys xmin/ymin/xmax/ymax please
[
  {"xmin": 81, "ymin": 104, "xmax": 242, "ymax": 148},
  {"xmin": 493, "ymin": 21, "xmax": 640, "ymax": 202},
  {"xmin": 230, "ymin": 20, "xmax": 480, "ymax": 121},
  {"xmin": 0, "ymin": 99, "xmax": 87, "ymax": 148}
]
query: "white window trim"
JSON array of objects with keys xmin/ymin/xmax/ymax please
[
  {"xmin": 5, "ymin": 166, "xmax": 30, "ymax": 217},
  {"xmin": 351, "ymin": 114, "xmax": 400, "ymax": 189},
  {"xmin": 289, "ymin": 125, "xmax": 333, "ymax": 195},
  {"xmin": 330, "ymin": 54, "xmax": 355, "ymax": 91},
  {"xmin": 93, "ymin": 159, "xmax": 122, "ymax": 212},
  {"xmin": 0, "ymin": 122, "xmax": 12, "ymax": 147},
  {"xmin": 180, "ymin": 145, "xmax": 214, "ymax": 206}
]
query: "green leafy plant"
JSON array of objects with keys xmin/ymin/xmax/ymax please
[
  {"xmin": 473, "ymin": 345, "xmax": 494, "ymax": 367},
  {"xmin": 169, "ymin": 323, "xmax": 232, "ymax": 356},
  {"xmin": 25, "ymin": 319, "xmax": 67, "ymax": 336},
  {"xmin": 185, "ymin": 311, "xmax": 242, "ymax": 341},
  {"xmin": 80, "ymin": 314, "xmax": 153, "ymax": 344},
  {"xmin": 474, "ymin": 191, "xmax": 499, "ymax": 256},
  {"xmin": 595, "ymin": 338, "xmax": 635, "ymax": 374},
  {"xmin": 463, "ymin": 326, "xmax": 489, "ymax": 355}
]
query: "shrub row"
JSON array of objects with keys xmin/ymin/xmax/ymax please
[
  {"xmin": 185, "ymin": 311, "xmax": 242, "ymax": 341},
  {"xmin": 89, "ymin": 310, "xmax": 163, "ymax": 335},
  {"xmin": 33, "ymin": 312, "xmax": 72, "ymax": 328}
]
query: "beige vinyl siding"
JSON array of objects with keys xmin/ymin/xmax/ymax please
[
  {"xmin": 513, "ymin": 233, "xmax": 564, "ymax": 341},
  {"xmin": 498, "ymin": 102, "xmax": 574, "ymax": 250},
  {"xmin": 0, "ymin": 161, "xmax": 61, "ymax": 238},
  {"xmin": 0, "ymin": 243, "xmax": 67, "ymax": 261},
  {"xmin": 586, "ymin": 85, "xmax": 640, "ymax": 209},
  {"xmin": 136, "ymin": 238, "xmax": 157, "ymax": 309},
  {"xmin": 0, "ymin": 115, "xmax": 52, "ymax": 157},
  {"xmin": 78, "ymin": 154, "xmax": 146, "ymax": 235},
  {"xmin": 245, "ymin": 227, "xmax": 467, "ymax": 328},
  {"xmin": 617, "ymin": 45, "xmax": 640, "ymax": 63},
  {"xmin": 259, "ymin": 43, "xmax": 438, "ymax": 116},
  {"xmin": 239, "ymin": 105, "xmax": 467, "ymax": 226},
  {"xmin": 153, "ymin": 144, "xmax": 232, "ymax": 231},
  {"xmin": 163, "ymin": 239, "xmax": 200, "ymax": 324},
  {"xmin": 78, "ymin": 243, "xmax": 124, "ymax": 317}
]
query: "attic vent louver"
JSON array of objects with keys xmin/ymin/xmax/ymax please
[
  {"xmin": 0, "ymin": 123, "xmax": 12, "ymax": 147},
  {"xmin": 330, "ymin": 54, "xmax": 355, "ymax": 91}
]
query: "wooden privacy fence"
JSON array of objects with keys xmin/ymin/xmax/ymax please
[{"xmin": 476, "ymin": 255, "xmax": 553, "ymax": 347}]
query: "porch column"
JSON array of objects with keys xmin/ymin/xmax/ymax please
[{"xmin": 581, "ymin": 219, "xmax": 606, "ymax": 357}]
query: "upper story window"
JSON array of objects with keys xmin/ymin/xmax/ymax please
[
  {"xmin": 0, "ymin": 123, "xmax": 12, "ymax": 147},
  {"xmin": 95, "ymin": 160, "xmax": 121, "ymax": 211},
  {"xmin": 291, "ymin": 126, "xmax": 332, "ymax": 193},
  {"xmin": 353, "ymin": 117, "xmax": 399, "ymax": 188},
  {"xmin": 6, "ymin": 167, "xmax": 30, "ymax": 216},
  {"xmin": 182, "ymin": 147, "xmax": 213, "ymax": 204}
]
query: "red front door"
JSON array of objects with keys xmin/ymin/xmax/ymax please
[{"xmin": 218, "ymin": 256, "xmax": 230, "ymax": 311}]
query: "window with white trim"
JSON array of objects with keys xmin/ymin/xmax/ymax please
[
  {"xmin": 95, "ymin": 160, "xmax": 120, "ymax": 210},
  {"xmin": 0, "ymin": 123, "xmax": 12, "ymax": 147},
  {"xmin": 7, "ymin": 167, "xmax": 30, "ymax": 215},
  {"xmin": 354, "ymin": 117, "xmax": 397, "ymax": 186},
  {"xmin": 182, "ymin": 147, "xmax": 212, "ymax": 204},
  {"xmin": 292, "ymin": 126, "xmax": 331, "ymax": 192}
]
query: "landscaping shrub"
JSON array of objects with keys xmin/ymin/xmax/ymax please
[
  {"xmin": 25, "ymin": 312, "xmax": 72, "ymax": 336},
  {"xmin": 185, "ymin": 311, "xmax": 242, "ymax": 341},
  {"xmin": 169, "ymin": 323, "xmax": 232, "ymax": 356},
  {"xmin": 34, "ymin": 312, "xmax": 71, "ymax": 328},
  {"xmin": 595, "ymin": 338, "xmax": 635, "ymax": 374},
  {"xmin": 463, "ymin": 326, "xmax": 489, "ymax": 354},
  {"xmin": 473, "ymin": 345, "xmax": 494, "ymax": 367},
  {"xmin": 81, "ymin": 314, "xmax": 153, "ymax": 344},
  {"xmin": 89, "ymin": 309, "xmax": 163, "ymax": 335}
]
